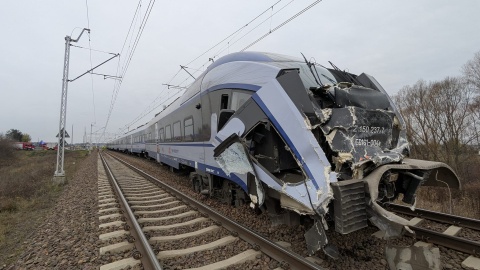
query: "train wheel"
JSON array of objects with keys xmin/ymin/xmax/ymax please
[
  {"xmin": 190, "ymin": 173, "xmax": 202, "ymax": 193},
  {"xmin": 219, "ymin": 181, "xmax": 233, "ymax": 205}
]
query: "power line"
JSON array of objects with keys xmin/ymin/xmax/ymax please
[
  {"xmin": 106, "ymin": 0, "xmax": 323, "ymax": 141},
  {"xmin": 102, "ymin": 0, "xmax": 156, "ymax": 140},
  {"xmin": 209, "ymin": 0, "xmax": 294, "ymax": 61},
  {"xmin": 70, "ymin": 44, "xmax": 118, "ymax": 55},
  {"xmin": 242, "ymin": 0, "xmax": 322, "ymax": 51},
  {"xmin": 85, "ymin": 0, "xmax": 96, "ymax": 124},
  {"xmin": 102, "ymin": 1, "xmax": 143, "ymax": 137},
  {"xmin": 184, "ymin": 0, "xmax": 284, "ymax": 67},
  {"xmin": 121, "ymin": 0, "xmax": 156, "ymax": 79},
  {"xmin": 118, "ymin": 1, "xmax": 288, "ymax": 133}
]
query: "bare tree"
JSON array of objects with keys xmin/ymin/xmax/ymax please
[
  {"xmin": 463, "ymin": 51, "xmax": 480, "ymax": 93},
  {"xmin": 394, "ymin": 77, "xmax": 479, "ymax": 183},
  {"xmin": 463, "ymin": 50, "xmax": 480, "ymax": 148}
]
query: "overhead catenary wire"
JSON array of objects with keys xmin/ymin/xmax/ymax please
[
  {"xmin": 166, "ymin": 0, "xmax": 294, "ymax": 90},
  {"xmin": 242, "ymin": 0, "xmax": 322, "ymax": 51},
  {"xmin": 103, "ymin": 0, "xmax": 145, "ymax": 135},
  {"xmin": 184, "ymin": 0, "xmax": 284, "ymax": 68},
  {"xmin": 115, "ymin": 1, "xmax": 289, "ymax": 135},
  {"xmin": 107, "ymin": 0, "xmax": 323, "ymax": 141},
  {"xmin": 70, "ymin": 44, "xmax": 118, "ymax": 55},
  {"xmin": 101, "ymin": 0, "xmax": 156, "ymax": 140},
  {"xmin": 214, "ymin": 0, "xmax": 294, "ymax": 58},
  {"xmin": 85, "ymin": 0, "xmax": 97, "ymax": 125}
]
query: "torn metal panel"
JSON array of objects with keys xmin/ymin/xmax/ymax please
[
  {"xmin": 214, "ymin": 141, "xmax": 253, "ymax": 175},
  {"xmin": 214, "ymin": 134, "xmax": 265, "ymax": 207},
  {"xmin": 321, "ymin": 106, "xmax": 399, "ymax": 164},
  {"xmin": 385, "ymin": 244, "xmax": 441, "ymax": 270},
  {"xmin": 316, "ymin": 108, "xmax": 333, "ymax": 124},
  {"xmin": 334, "ymin": 84, "xmax": 391, "ymax": 110},
  {"xmin": 276, "ymin": 69, "xmax": 318, "ymax": 117},
  {"xmin": 253, "ymin": 79, "xmax": 336, "ymax": 213},
  {"xmin": 363, "ymin": 158, "xmax": 460, "ymax": 238},
  {"xmin": 304, "ymin": 219, "xmax": 328, "ymax": 255}
]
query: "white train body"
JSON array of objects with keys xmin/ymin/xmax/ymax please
[{"xmin": 108, "ymin": 52, "xmax": 459, "ymax": 256}]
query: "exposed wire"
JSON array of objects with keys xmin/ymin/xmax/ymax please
[
  {"xmin": 114, "ymin": 1, "xmax": 289, "ymax": 136},
  {"xmin": 102, "ymin": 0, "xmax": 156, "ymax": 139},
  {"xmin": 184, "ymin": 0, "xmax": 284, "ymax": 67},
  {"xmin": 70, "ymin": 44, "xmax": 117, "ymax": 55},
  {"xmin": 85, "ymin": 0, "xmax": 97, "ymax": 124},
  {"xmin": 214, "ymin": 0, "xmax": 294, "ymax": 57},
  {"xmin": 179, "ymin": 0, "xmax": 294, "ymax": 82},
  {"xmin": 242, "ymin": 0, "xmax": 322, "ymax": 51},
  {"xmin": 121, "ymin": 0, "xmax": 156, "ymax": 79},
  {"xmin": 103, "ymin": 1, "xmax": 143, "ymax": 136},
  {"xmin": 108, "ymin": 0, "xmax": 323, "ymax": 140}
]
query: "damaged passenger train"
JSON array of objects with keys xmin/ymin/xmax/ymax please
[{"xmin": 107, "ymin": 51, "xmax": 460, "ymax": 257}]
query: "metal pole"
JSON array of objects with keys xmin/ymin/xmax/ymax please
[
  {"xmin": 53, "ymin": 28, "xmax": 89, "ymax": 183},
  {"xmin": 53, "ymin": 35, "xmax": 71, "ymax": 179},
  {"xmin": 90, "ymin": 123, "xmax": 94, "ymax": 151}
]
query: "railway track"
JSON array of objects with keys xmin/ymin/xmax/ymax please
[
  {"xmin": 97, "ymin": 152, "xmax": 322, "ymax": 270},
  {"xmin": 383, "ymin": 202, "xmax": 480, "ymax": 268}
]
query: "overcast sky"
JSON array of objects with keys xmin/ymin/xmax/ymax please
[{"xmin": 1, "ymin": 0, "xmax": 479, "ymax": 144}]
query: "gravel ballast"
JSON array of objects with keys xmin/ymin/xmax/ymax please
[
  {"xmin": 5, "ymin": 150, "xmax": 478, "ymax": 269},
  {"xmin": 6, "ymin": 151, "xmax": 100, "ymax": 269},
  {"xmin": 110, "ymin": 151, "xmax": 480, "ymax": 269}
]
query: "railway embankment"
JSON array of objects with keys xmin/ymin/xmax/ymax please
[{"xmin": 1, "ymin": 150, "xmax": 98, "ymax": 269}]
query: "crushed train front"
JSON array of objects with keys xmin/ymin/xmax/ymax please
[
  {"xmin": 276, "ymin": 61, "xmax": 460, "ymax": 255},
  {"xmin": 210, "ymin": 52, "xmax": 460, "ymax": 257}
]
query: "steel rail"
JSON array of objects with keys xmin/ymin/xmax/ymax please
[
  {"xmin": 106, "ymin": 152, "xmax": 323, "ymax": 270},
  {"xmin": 100, "ymin": 153, "xmax": 162, "ymax": 270},
  {"xmin": 409, "ymin": 226, "xmax": 480, "ymax": 255},
  {"xmin": 384, "ymin": 203, "xmax": 480, "ymax": 231}
]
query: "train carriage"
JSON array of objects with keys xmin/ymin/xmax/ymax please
[{"xmin": 108, "ymin": 51, "xmax": 460, "ymax": 257}]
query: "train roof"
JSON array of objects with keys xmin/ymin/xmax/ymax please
[
  {"xmin": 116, "ymin": 52, "xmax": 324, "ymax": 139},
  {"xmin": 206, "ymin": 51, "xmax": 303, "ymax": 72}
]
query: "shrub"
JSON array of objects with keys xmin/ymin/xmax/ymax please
[{"xmin": 0, "ymin": 136, "xmax": 15, "ymax": 162}]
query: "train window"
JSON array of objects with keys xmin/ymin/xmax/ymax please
[
  {"xmin": 184, "ymin": 117, "xmax": 194, "ymax": 141},
  {"xmin": 221, "ymin": 94, "xmax": 229, "ymax": 109},
  {"xmin": 231, "ymin": 92, "xmax": 251, "ymax": 111},
  {"xmin": 173, "ymin": 121, "xmax": 181, "ymax": 141},
  {"xmin": 165, "ymin": 125, "xmax": 172, "ymax": 141},
  {"xmin": 159, "ymin": 128, "xmax": 164, "ymax": 142}
]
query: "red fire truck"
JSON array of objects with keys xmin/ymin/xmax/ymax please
[{"xmin": 13, "ymin": 142, "xmax": 35, "ymax": 150}]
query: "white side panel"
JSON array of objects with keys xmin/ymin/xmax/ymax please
[{"xmin": 254, "ymin": 80, "xmax": 337, "ymax": 212}]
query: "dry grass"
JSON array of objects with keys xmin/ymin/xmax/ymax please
[
  {"xmin": 416, "ymin": 184, "xmax": 480, "ymax": 219},
  {"xmin": 0, "ymin": 149, "xmax": 89, "ymax": 265},
  {"xmin": 410, "ymin": 154, "xmax": 480, "ymax": 219},
  {"xmin": 0, "ymin": 137, "xmax": 15, "ymax": 166}
]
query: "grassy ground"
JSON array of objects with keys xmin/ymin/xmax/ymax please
[
  {"xmin": 415, "ymin": 182, "xmax": 480, "ymax": 219},
  {"xmin": 0, "ymin": 149, "xmax": 89, "ymax": 266}
]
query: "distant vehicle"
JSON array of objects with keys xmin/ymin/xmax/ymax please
[
  {"xmin": 13, "ymin": 142, "xmax": 35, "ymax": 150},
  {"xmin": 43, "ymin": 143, "xmax": 58, "ymax": 150}
]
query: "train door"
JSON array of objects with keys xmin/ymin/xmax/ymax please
[
  {"xmin": 198, "ymin": 92, "xmax": 211, "ymax": 163},
  {"xmin": 206, "ymin": 89, "xmax": 233, "ymax": 134}
]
